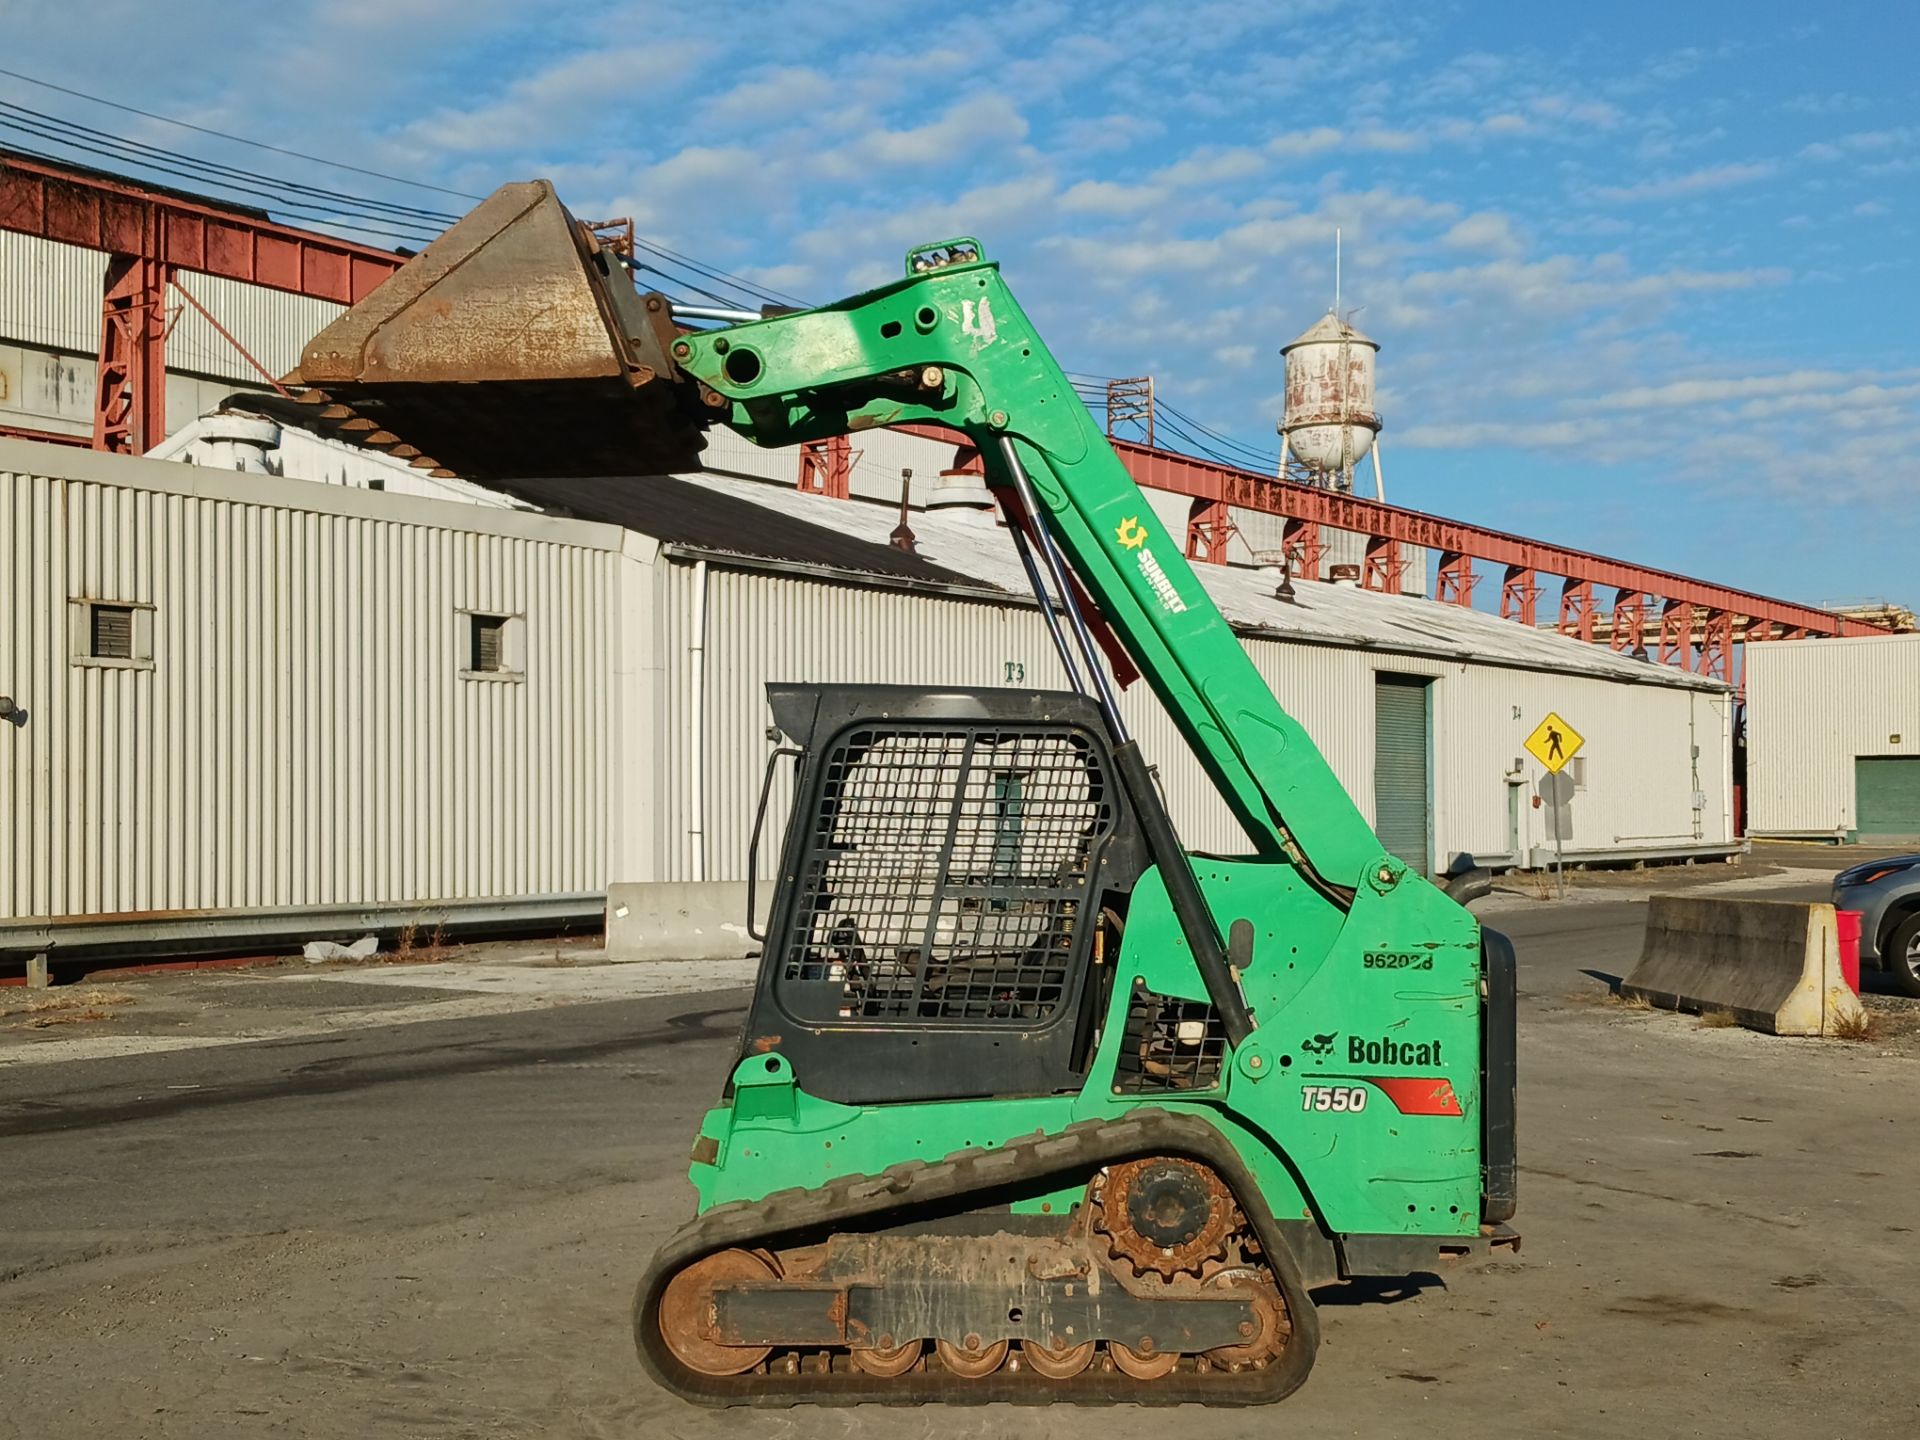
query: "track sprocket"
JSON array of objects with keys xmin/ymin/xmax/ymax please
[{"xmin": 1093, "ymin": 1156, "xmax": 1237, "ymax": 1280}]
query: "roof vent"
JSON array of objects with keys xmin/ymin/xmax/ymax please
[
  {"xmin": 889, "ymin": 468, "xmax": 918, "ymax": 554},
  {"xmin": 1329, "ymin": 563, "xmax": 1361, "ymax": 587}
]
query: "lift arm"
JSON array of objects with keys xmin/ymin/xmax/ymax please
[{"xmin": 670, "ymin": 242, "xmax": 1388, "ymax": 898}]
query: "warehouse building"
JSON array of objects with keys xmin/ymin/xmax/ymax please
[
  {"xmin": 1747, "ymin": 633, "xmax": 1920, "ymax": 842},
  {"xmin": 1, "ymin": 434, "xmax": 1735, "ymax": 959}
]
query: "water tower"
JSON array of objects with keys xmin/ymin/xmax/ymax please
[{"xmin": 1277, "ymin": 310, "xmax": 1383, "ymax": 497}]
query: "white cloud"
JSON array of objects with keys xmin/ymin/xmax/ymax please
[
  {"xmin": 1529, "ymin": 93, "xmax": 1624, "ymax": 128},
  {"xmin": 1592, "ymin": 161, "xmax": 1777, "ymax": 203},
  {"xmin": 819, "ymin": 93, "xmax": 1028, "ymax": 174},
  {"xmin": 1054, "ymin": 110, "xmax": 1168, "ymax": 155},
  {"xmin": 1058, "ymin": 179, "xmax": 1169, "ymax": 217},
  {"xmin": 1399, "ymin": 418, "xmax": 1611, "ymax": 450},
  {"xmin": 1442, "ymin": 211, "xmax": 1522, "ymax": 256},
  {"xmin": 1265, "ymin": 126, "xmax": 1346, "ymax": 159},
  {"xmin": 1785, "ymin": 91, "xmax": 1869, "ymax": 116},
  {"xmin": 695, "ymin": 68, "xmax": 839, "ymax": 128},
  {"xmin": 1586, "ymin": 369, "xmax": 1919, "ymax": 411},
  {"xmin": 1150, "ymin": 147, "xmax": 1268, "ymax": 187},
  {"xmin": 401, "ymin": 43, "xmax": 709, "ymax": 153}
]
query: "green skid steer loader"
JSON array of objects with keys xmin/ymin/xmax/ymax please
[{"xmin": 293, "ymin": 182, "xmax": 1519, "ymax": 1406}]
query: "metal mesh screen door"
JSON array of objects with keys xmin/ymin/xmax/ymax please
[{"xmin": 777, "ymin": 723, "xmax": 1115, "ymax": 1024}]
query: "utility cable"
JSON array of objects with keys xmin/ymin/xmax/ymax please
[
  {"xmin": 0, "ymin": 101, "xmax": 459, "ymax": 228},
  {"xmin": 0, "ymin": 64, "xmax": 484, "ymax": 201}
]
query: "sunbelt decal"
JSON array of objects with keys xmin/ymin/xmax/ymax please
[{"xmin": 1114, "ymin": 516, "xmax": 1188, "ymax": 616}]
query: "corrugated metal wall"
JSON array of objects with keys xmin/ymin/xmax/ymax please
[
  {"xmin": 165, "ymin": 270, "xmax": 345, "ymax": 382},
  {"xmin": 2, "ymin": 438, "xmax": 1736, "ymax": 927},
  {"xmin": 654, "ymin": 557, "xmax": 1734, "ymax": 884},
  {"xmin": 0, "ymin": 443, "xmax": 621, "ymax": 922},
  {"xmin": 1748, "ymin": 635, "xmax": 1920, "ymax": 835},
  {"xmin": 0, "ymin": 233, "xmax": 107, "ymax": 354}
]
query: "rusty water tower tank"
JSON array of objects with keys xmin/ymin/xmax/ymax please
[{"xmin": 1278, "ymin": 311, "xmax": 1380, "ymax": 491}]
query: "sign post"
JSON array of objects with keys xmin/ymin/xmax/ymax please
[{"xmin": 1523, "ymin": 711, "xmax": 1586, "ymax": 899}]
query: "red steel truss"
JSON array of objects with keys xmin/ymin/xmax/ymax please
[
  {"xmin": 897, "ymin": 423, "xmax": 1882, "ymax": 681},
  {"xmin": 1103, "ymin": 437, "xmax": 1883, "ymax": 681},
  {"xmin": 0, "ymin": 149, "xmax": 404, "ymax": 453}
]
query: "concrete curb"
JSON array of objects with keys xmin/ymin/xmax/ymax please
[{"xmin": 604, "ymin": 881, "xmax": 762, "ymax": 962}]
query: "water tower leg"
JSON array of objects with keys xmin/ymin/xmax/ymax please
[
  {"xmin": 1371, "ymin": 441, "xmax": 1386, "ymax": 502},
  {"xmin": 1277, "ymin": 432, "xmax": 1290, "ymax": 481}
]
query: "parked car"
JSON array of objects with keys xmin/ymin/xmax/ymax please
[{"xmin": 1833, "ymin": 855, "xmax": 1920, "ymax": 997}]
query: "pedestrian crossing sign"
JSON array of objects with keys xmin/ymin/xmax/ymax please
[{"xmin": 1525, "ymin": 712, "xmax": 1584, "ymax": 773}]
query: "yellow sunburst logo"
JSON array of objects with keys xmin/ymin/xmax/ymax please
[{"xmin": 1115, "ymin": 516, "xmax": 1148, "ymax": 550}]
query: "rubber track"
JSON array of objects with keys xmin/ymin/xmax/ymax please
[{"xmin": 632, "ymin": 1107, "xmax": 1322, "ymax": 1407}]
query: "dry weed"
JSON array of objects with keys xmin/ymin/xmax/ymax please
[
  {"xmin": 0, "ymin": 987, "xmax": 134, "ymax": 1021},
  {"xmin": 378, "ymin": 921, "xmax": 451, "ymax": 966},
  {"xmin": 1, "ymin": 987, "xmax": 135, "ymax": 1028},
  {"xmin": 1832, "ymin": 1009, "xmax": 1879, "ymax": 1043},
  {"xmin": 1697, "ymin": 1009, "xmax": 1739, "ymax": 1029}
]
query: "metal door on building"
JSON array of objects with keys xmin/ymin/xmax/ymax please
[
  {"xmin": 1373, "ymin": 674, "xmax": 1432, "ymax": 877},
  {"xmin": 1855, "ymin": 756, "xmax": 1920, "ymax": 843}
]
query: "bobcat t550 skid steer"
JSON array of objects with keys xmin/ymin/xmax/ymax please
[{"xmin": 292, "ymin": 181, "xmax": 1519, "ymax": 1406}]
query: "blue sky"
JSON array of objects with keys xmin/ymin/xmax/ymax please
[{"xmin": 6, "ymin": 1, "xmax": 1915, "ymax": 607}]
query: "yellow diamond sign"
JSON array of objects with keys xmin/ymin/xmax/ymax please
[{"xmin": 1524, "ymin": 712, "xmax": 1584, "ymax": 773}]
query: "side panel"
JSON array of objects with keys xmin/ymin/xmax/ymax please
[{"xmin": 1086, "ymin": 861, "xmax": 1483, "ymax": 1239}]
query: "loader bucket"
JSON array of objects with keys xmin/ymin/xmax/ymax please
[{"xmin": 287, "ymin": 180, "xmax": 708, "ymax": 480}]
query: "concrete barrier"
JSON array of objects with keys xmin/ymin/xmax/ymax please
[
  {"xmin": 1622, "ymin": 895, "xmax": 1865, "ymax": 1036},
  {"xmin": 604, "ymin": 881, "xmax": 762, "ymax": 961}
]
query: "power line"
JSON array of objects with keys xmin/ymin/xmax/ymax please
[
  {"xmin": 0, "ymin": 111, "xmax": 445, "ymax": 244},
  {"xmin": 0, "ymin": 68, "xmax": 810, "ymax": 311},
  {"xmin": 0, "ymin": 101, "xmax": 459, "ymax": 229},
  {"xmin": 0, "ymin": 64, "xmax": 484, "ymax": 201},
  {"xmin": 632, "ymin": 235, "xmax": 806, "ymax": 310},
  {"xmin": 1066, "ymin": 372, "xmax": 1281, "ymax": 472},
  {"xmin": 0, "ymin": 131, "xmax": 439, "ymax": 246},
  {"xmin": 623, "ymin": 256, "xmax": 757, "ymax": 310}
]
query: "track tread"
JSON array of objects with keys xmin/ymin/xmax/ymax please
[{"xmin": 633, "ymin": 1108, "xmax": 1321, "ymax": 1408}]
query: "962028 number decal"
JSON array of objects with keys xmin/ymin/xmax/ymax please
[
  {"xmin": 1363, "ymin": 951, "xmax": 1433, "ymax": 970},
  {"xmin": 1301, "ymin": 1085, "xmax": 1369, "ymax": 1113}
]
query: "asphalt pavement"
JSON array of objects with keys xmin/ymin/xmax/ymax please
[{"xmin": 3, "ymin": 867, "xmax": 1917, "ymax": 1438}]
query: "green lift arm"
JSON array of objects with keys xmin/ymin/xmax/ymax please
[{"xmin": 669, "ymin": 241, "xmax": 1393, "ymax": 904}]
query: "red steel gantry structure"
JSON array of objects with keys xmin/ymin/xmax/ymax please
[
  {"xmin": 0, "ymin": 149, "xmax": 1881, "ymax": 685},
  {"xmin": 0, "ymin": 148, "xmax": 402, "ymax": 454}
]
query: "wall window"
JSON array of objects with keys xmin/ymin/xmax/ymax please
[
  {"xmin": 70, "ymin": 599, "xmax": 154, "ymax": 669},
  {"xmin": 460, "ymin": 611, "xmax": 523, "ymax": 681}
]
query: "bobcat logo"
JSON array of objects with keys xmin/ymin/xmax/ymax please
[
  {"xmin": 1301, "ymin": 1032, "xmax": 1336, "ymax": 1056},
  {"xmin": 1115, "ymin": 516, "xmax": 1148, "ymax": 550}
]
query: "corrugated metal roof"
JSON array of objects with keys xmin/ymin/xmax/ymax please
[
  {"xmin": 648, "ymin": 469, "xmax": 1728, "ymax": 692},
  {"xmin": 499, "ymin": 471, "xmax": 988, "ymax": 589}
]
